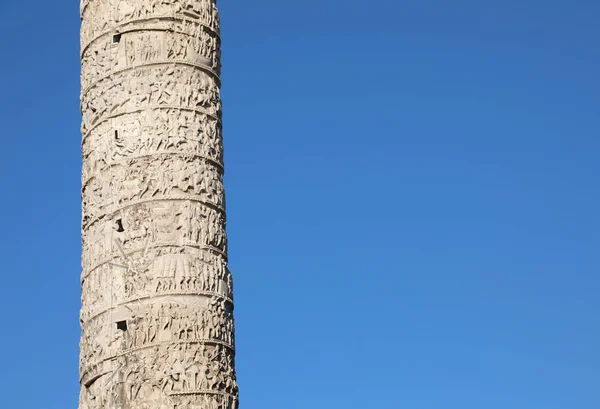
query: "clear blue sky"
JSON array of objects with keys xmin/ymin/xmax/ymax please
[{"xmin": 0, "ymin": 1, "xmax": 599, "ymax": 408}]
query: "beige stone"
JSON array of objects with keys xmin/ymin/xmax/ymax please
[{"xmin": 79, "ymin": 1, "xmax": 238, "ymax": 408}]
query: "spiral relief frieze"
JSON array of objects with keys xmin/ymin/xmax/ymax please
[{"xmin": 80, "ymin": 1, "xmax": 238, "ymax": 409}]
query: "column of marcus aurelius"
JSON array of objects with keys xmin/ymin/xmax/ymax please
[{"xmin": 79, "ymin": 1, "xmax": 238, "ymax": 409}]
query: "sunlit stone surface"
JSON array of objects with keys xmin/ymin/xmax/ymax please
[{"xmin": 79, "ymin": 1, "xmax": 238, "ymax": 408}]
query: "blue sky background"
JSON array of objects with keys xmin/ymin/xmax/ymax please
[{"xmin": 0, "ymin": 1, "xmax": 599, "ymax": 408}]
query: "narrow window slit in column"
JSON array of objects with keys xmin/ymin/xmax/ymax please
[{"xmin": 116, "ymin": 321, "xmax": 127, "ymax": 331}]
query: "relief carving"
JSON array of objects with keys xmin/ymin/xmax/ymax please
[
  {"xmin": 80, "ymin": 343, "xmax": 237, "ymax": 409},
  {"xmin": 81, "ymin": 158, "xmax": 225, "ymax": 228},
  {"xmin": 81, "ymin": 0, "xmax": 221, "ymax": 52},
  {"xmin": 81, "ymin": 64, "xmax": 221, "ymax": 136},
  {"xmin": 81, "ymin": 2, "xmax": 237, "ymax": 408}
]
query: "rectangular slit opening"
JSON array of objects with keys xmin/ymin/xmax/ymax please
[{"xmin": 116, "ymin": 321, "xmax": 127, "ymax": 331}]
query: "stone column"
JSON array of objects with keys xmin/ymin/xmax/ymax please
[{"xmin": 79, "ymin": 1, "xmax": 238, "ymax": 409}]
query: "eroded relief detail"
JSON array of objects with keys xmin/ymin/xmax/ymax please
[
  {"xmin": 81, "ymin": 26, "xmax": 220, "ymax": 91},
  {"xmin": 81, "ymin": 64, "xmax": 221, "ymax": 137},
  {"xmin": 80, "ymin": 1, "xmax": 237, "ymax": 409},
  {"xmin": 81, "ymin": 0, "xmax": 220, "ymax": 53}
]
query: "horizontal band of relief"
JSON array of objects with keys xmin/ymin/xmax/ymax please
[
  {"xmin": 83, "ymin": 153, "xmax": 224, "ymax": 188},
  {"xmin": 80, "ymin": 338, "xmax": 235, "ymax": 384},
  {"xmin": 82, "ymin": 290, "xmax": 234, "ymax": 323},
  {"xmin": 83, "ymin": 105, "xmax": 221, "ymax": 143},
  {"xmin": 82, "ymin": 240, "xmax": 227, "ymax": 278},
  {"xmin": 83, "ymin": 194, "xmax": 226, "ymax": 232},
  {"xmin": 81, "ymin": 14, "xmax": 220, "ymax": 57},
  {"xmin": 81, "ymin": 59, "xmax": 220, "ymax": 102}
]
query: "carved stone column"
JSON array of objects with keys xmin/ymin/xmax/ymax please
[{"xmin": 79, "ymin": 1, "xmax": 238, "ymax": 408}]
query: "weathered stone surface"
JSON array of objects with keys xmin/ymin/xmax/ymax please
[{"xmin": 79, "ymin": 1, "xmax": 238, "ymax": 408}]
